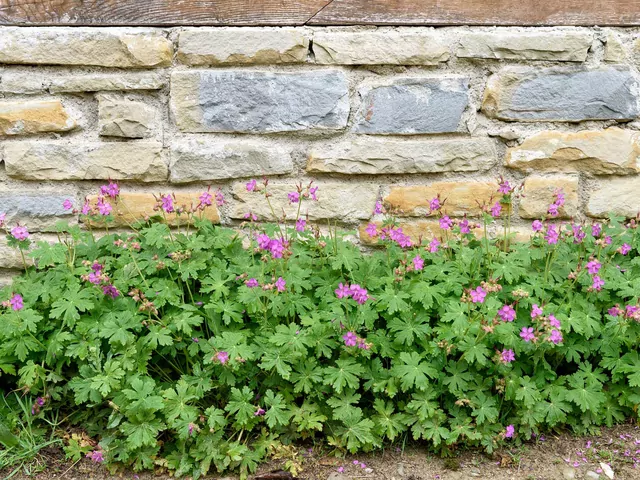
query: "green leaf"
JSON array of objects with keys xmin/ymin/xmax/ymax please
[
  {"xmin": 263, "ymin": 390, "xmax": 292, "ymax": 428},
  {"xmin": 392, "ymin": 352, "xmax": 437, "ymax": 392},
  {"xmin": 50, "ymin": 284, "xmax": 95, "ymax": 327},
  {"xmin": 225, "ymin": 386, "xmax": 255, "ymax": 426},
  {"xmin": 324, "ymin": 358, "xmax": 364, "ymax": 393}
]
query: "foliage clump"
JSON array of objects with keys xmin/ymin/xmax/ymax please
[{"xmin": 0, "ymin": 179, "xmax": 639, "ymax": 478}]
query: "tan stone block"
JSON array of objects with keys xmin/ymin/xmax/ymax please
[
  {"xmin": 457, "ymin": 30, "xmax": 592, "ymax": 61},
  {"xmin": 3, "ymin": 142, "xmax": 168, "ymax": 182},
  {"xmin": 230, "ymin": 182, "xmax": 377, "ymax": 221},
  {"xmin": 0, "ymin": 100, "xmax": 76, "ymax": 136},
  {"xmin": 178, "ymin": 28, "xmax": 309, "ymax": 65},
  {"xmin": 0, "ymin": 234, "xmax": 59, "ymax": 269},
  {"xmin": 604, "ymin": 32, "xmax": 626, "ymax": 62},
  {"xmin": 506, "ymin": 128, "xmax": 640, "ymax": 175},
  {"xmin": 587, "ymin": 178, "xmax": 640, "ymax": 218},
  {"xmin": 313, "ymin": 30, "xmax": 449, "ymax": 65},
  {"xmin": 519, "ymin": 175, "xmax": 579, "ymax": 219},
  {"xmin": 384, "ymin": 182, "xmax": 496, "ymax": 217},
  {"xmin": 307, "ymin": 138, "xmax": 495, "ymax": 174},
  {"xmin": 97, "ymin": 94, "xmax": 157, "ymax": 138},
  {"xmin": 85, "ymin": 192, "xmax": 220, "ymax": 228},
  {"xmin": 50, "ymin": 72, "xmax": 166, "ymax": 93},
  {"xmin": 0, "ymin": 27, "xmax": 172, "ymax": 68}
]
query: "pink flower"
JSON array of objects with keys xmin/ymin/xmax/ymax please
[
  {"xmin": 10, "ymin": 225, "xmax": 29, "ymax": 241},
  {"xmin": 244, "ymin": 212, "xmax": 258, "ymax": 221},
  {"xmin": 389, "ymin": 228, "xmax": 412, "ymax": 248},
  {"xmin": 413, "ymin": 255, "xmax": 424, "ymax": 271},
  {"xmin": 490, "ymin": 202, "xmax": 502, "ymax": 218},
  {"xmin": 215, "ymin": 191, "xmax": 225, "ymax": 206},
  {"xmin": 337, "ymin": 467, "xmax": 345, "ymax": 473},
  {"xmin": 429, "ymin": 197, "xmax": 441, "ymax": 212},
  {"xmin": 549, "ymin": 329, "xmax": 563, "ymax": 344},
  {"xmin": 498, "ymin": 305, "xmax": 516, "ymax": 322},
  {"xmin": 549, "ymin": 314, "xmax": 561, "ymax": 329},
  {"xmin": 459, "ymin": 218, "xmax": 471, "ymax": 234},
  {"xmin": 216, "ymin": 351, "xmax": 229, "ymax": 364},
  {"xmin": 544, "ymin": 224, "xmax": 559, "ymax": 245},
  {"xmin": 520, "ymin": 327, "xmax": 535, "ymax": 342},
  {"xmin": 288, "ymin": 192, "xmax": 300, "ymax": 204},
  {"xmin": 470, "ymin": 286, "xmax": 486, "ymax": 304},
  {"xmin": 0, "ymin": 212, "xmax": 5, "ymax": 227},
  {"xmin": 531, "ymin": 304, "xmax": 543, "ymax": 318},
  {"xmin": 245, "ymin": 278, "xmax": 258, "ymax": 288},
  {"xmin": 439, "ymin": 215, "xmax": 453, "ymax": 230},
  {"xmin": 592, "ymin": 223, "xmax": 602, "ymax": 237},
  {"xmin": 349, "ymin": 284, "xmax": 369, "ymax": 304},
  {"xmin": 532, "ymin": 220, "xmax": 543, "ymax": 232},
  {"xmin": 365, "ymin": 223, "xmax": 378, "ymax": 237},
  {"xmin": 81, "ymin": 201, "xmax": 92, "ymax": 215},
  {"xmin": 501, "ymin": 349, "xmax": 515, "ymax": 364},
  {"xmin": 428, "ymin": 237, "xmax": 440, "ymax": 253},
  {"xmin": 296, "ymin": 218, "xmax": 306, "ymax": 232},
  {"xmin": 592, "ymin": 275, "xmax": 605, "ymax": 291},
  {"xmin": 199, "ymin": 191, "xmax": 212, "ymax": 206},
  {"xmin": 498, "ymin": 180, "xmax": 512, "ymax": 194},
  {"xmin": 335, "ymin": 283, "xmax": 351, "ymax": 299},
  {"xmin": 63, "ymin": 199, "xmax": 73, "ymax": 211},
  {"xmin": 619, "ymin": 243, "xmax": 632, "ymax": 255},
  {"xmin": 275, "ymin": 277, "xmax": 286, "ymax": 292},
  {"xmin": 188, "ymin": 423, "xmax": 195, "ymax": 436},
  {"xmin": 9, "ymin": 294, "xmax": 23, "ymax": 311},
  {"xmin": 342, "ymin": 331, "xmax": 357, "ymax": 347},
  {"xmin": 100, "ymin": 181, "xmax": 120, "ymax": 198},
  {"xmin": 608, "ymin": 306, "xmax": 623, "ymax": 317},
  {"xmin": 586, "ymin": 260, "xmax": 601, "ymax": 275},
  {"xmin": 246, "ymin": 179, "xmax": 257, "ymax": 192},
  {"xmin": 373, "ymin": 200, "xmax": 384, "ymax": 215},
  {"xmin": 256, "ymin": 233, "xmax": 271, "ymax": 250},
  {"xmin": 254, "ymin": 407, "xmax": 266, "ymax": 416},
  {"xmin": 548, "ymin": 203, "xmax": 559, "ymax": 217},
  {"xmin": 102, "ymin": 285, "xmax": 119, "ymax": 298},
  {"xmin": 268, "ymin": 238, "xmax": 285, "ymax": 258},
  {"xmin": 97, "ymin": 197, "xmax": 112, "ymax": 216},
  {"xmin": 309, "ymin": 186, "xmax": 318, "ymax": 201},
  {"xmin": 86, "ymin": 450, "xmax": 104, "ymax": 463},
  {"xmin": 572, "ymin": 224, "xmax": 586, "ymax": 244},
  {"xmin": 505, "ymin": 425, "xmax": 515, "ymax": 438}
]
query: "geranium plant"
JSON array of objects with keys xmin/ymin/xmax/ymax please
[{"xmin": 0, "ymin": 177, "xmax": 638, "ymax": 478}]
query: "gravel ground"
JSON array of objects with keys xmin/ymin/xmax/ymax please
[{"xmin": 3, "ymin": 423, "xmax": 639, "ymax": 480}]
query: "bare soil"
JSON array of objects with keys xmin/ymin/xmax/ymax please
[{"xmin": 4, "ymin": 423, "xmax": 639, "ymax": 480}]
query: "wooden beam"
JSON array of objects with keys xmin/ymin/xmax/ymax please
[
  {"xmin": 307, "ymin": 0, "xmax": 640, "ymax": 26},
  {"xmin": 0, "ymin": 0, "xmax": 639, "ymax": 26},
  {"xmin": 0, "ymin": 0, "xmax": 331, "ymax": 26}
]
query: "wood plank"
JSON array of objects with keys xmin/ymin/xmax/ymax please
[
  {"xmin": 0, "ymin": 0, "xmax": 639, "ymax": 26},
  {"xmin": 307, "ymin": 0, "xmax": 640, "ymax": 26},
  {"xmin": 0, "ymin": 0, "xmax": 331, "ymax": 26}
]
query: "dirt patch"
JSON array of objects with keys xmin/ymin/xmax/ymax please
[{"xmin": 3, "ymin": 423, "xmax": 639, "ymax": 480}]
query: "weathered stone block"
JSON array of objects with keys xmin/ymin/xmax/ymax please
[
  {"xmin": 313, "ymin": 30, "xmax": 449, "ymax": 65},
  {"xmin": 50, "ymin": 73, "xmax": 166, "ymax": 93},
  {"xmin": 178, "ymin": 28, "xmax": 309, "ymax": 65},
  {"xmin": 171, "ymin": 70, "xmax": 349, "ymax": 133},
  {"xmin": 85, "ymin": 192, "xmax": 220, "ymax": 228},
  {"xmin": 587, "ymin": 178, "xmax": 640, "ymax": 217},
  {"xmin": 384, "ymin": 182, "xmax": 496, "ymax": 217},
  {"xmin": 353, "ymin": 78, "xmax": 469, "ymax": 134},
  {"xmin": 482, "ymin": 67, "xmax": 639, "ymax": 122},
  {"xmin": 98, "ymin": 95, "xmax": 156, "ymax": 138},
  {"xmin": 3, "ymin": 142, "xmax": 167, "ymax": 182},
  {"xmin": 307, "ymin": 138, "xmax": 495, "ymax": 174},
  {"xmin": 0, "ymin": 191, "xmax": 76, "ymax": 231},
  {"xmin": 0, "ymin": 73, "xmax": 48, "ymax": 94},
  {"xmin": 519, "ymin": 175, "xmax": 579, "ymax": 219},
  {"xmin": 505, "ymin": 128, "xmax": 640, "ymax": 175},
  {"xmin": 0, "ymin": 100, "xmax": 76, "ymax": 136},
  {"xmin": 170, "ymin": 140, "xmax": 293, "ymax": 183},
  {"xmin": 230, "ymin": 183, "xmax": 377, "ymax": 221},
  {"xmin": 604, "ymin": 32, "xmax": 626, "ymax": 62},
  {"xmin": 457, "ymin": 30, "xmax": 592, "ymax": 61},
  {"xmin": 0, "ymin": 27, "xmax": 173, "ymax": 68}
]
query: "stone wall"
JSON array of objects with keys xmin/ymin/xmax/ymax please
[{"xmin": 1, "ymin": 26, "xmax": 640, "ymax": 281}]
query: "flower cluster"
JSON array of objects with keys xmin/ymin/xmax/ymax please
[
  {"xmin": 335, "ymin": 283, "xmax": 369, "ymax": 304},
  {"xmin": 547, "ymin": 189, "xmax": 566, "ymax": 217},
  {"xmin": 342, "ymin": 331, "xmax": 371, "ymax": 350},
  {"xmin": 256, "ymin": 234, "xmax": 288, "ymax": 259},
  {"xmin": 81, "ymin": 261, "xmax": 119, "ymax": 299}
]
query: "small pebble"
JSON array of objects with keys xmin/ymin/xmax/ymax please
[{"xmin": 586, "ymin": 471, "xmax": 601, "ymax": 480}]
